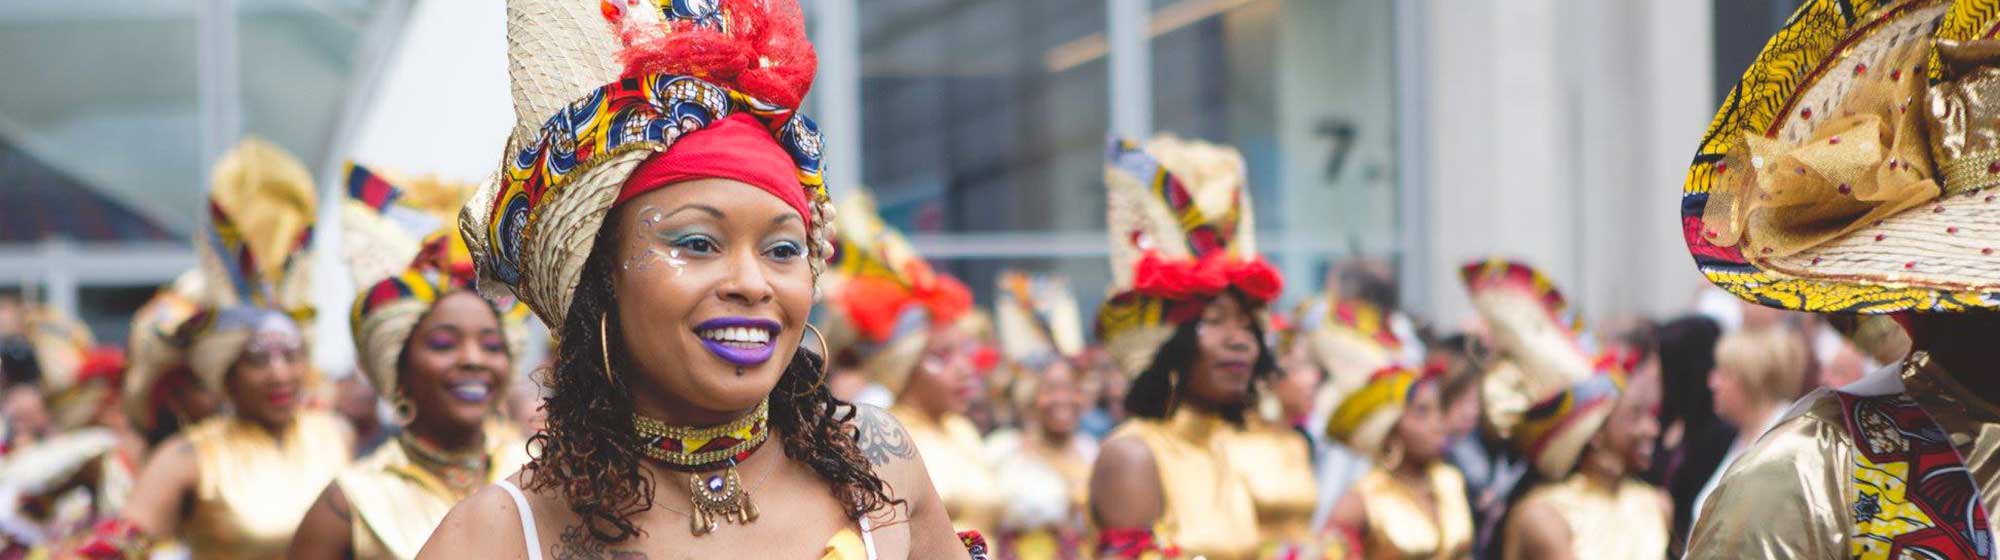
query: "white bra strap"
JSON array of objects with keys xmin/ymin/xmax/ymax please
[
  {"xmin": 859, "ymin": 515, "xmax": 878, "ymax": 560},
  {"xmin": 496, "ymin": 480, "xmax": 545, "ymax": 560}
]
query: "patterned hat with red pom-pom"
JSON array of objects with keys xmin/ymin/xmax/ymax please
[{"xmin": 462, "ymin": 0, "xmax": 831, "ymax": 334}]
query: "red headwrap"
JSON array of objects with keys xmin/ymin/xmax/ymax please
[{"xmin": 615, "ymin": 112, "xmax": 811, "ymax": 227}]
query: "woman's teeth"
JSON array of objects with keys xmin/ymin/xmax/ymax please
[
  {"xmin": 448, "ymin": 381, "xmax": 491, "ymax": 402},
  {"xmin": 700, "ymin": 327, "xmax": 772, "ymax": 348}
]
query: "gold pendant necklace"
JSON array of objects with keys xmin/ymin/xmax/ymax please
[
  {"xmin": 632, "ymin": 398, "xmax": 771, "ymax": 536},
  {"xmin": 686, "ymin": 460, "xmax": 760, "ymax": 535}
]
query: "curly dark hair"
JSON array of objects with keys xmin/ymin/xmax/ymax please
[
  {"xmin": 1122, "ymin": 290, "xmax": 1280, "ymax": 425},
  {"xmin": 522, "ymin": 212, "xmax": 900, "ymax": 543}
]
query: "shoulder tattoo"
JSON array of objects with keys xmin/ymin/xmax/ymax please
[
  {"xmin": 853, "ymin": 405, "xmax": 918, "ymax": 466},
  {"xmin": 552, "ymin": 525, "xmax": 647, "ymax": 560}
]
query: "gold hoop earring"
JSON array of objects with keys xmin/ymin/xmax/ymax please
[
  {"xmin": 389, "ymin": 392, "xmax": 416, "ymax": 426},
  {"xmin": 794, "ymin": 323, "xmax": 831, "ymax": 397},
  {"xmin": 600, "ymin": 312, "xmax": 619, "ymax": 387},
  {"xmin": 1167, "ymin": 369, "xmax": 1181, "ymax": 413}
]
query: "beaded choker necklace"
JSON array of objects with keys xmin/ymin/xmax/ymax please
[{"xmin": 632, "ymin": 398, "xmax": 769, "ymax": 535}]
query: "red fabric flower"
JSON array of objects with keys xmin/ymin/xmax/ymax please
[
  {"xmin": 1132, "ymin": 251, "xmax": 1282, "ymax": 304},
  {"xmin": 836, "ymin": 273, "xmax": 972, "ymax": 343}
]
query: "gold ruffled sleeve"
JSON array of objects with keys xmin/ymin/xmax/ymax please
[{"xmin": 1685, "ymin": 394, "xmax": 1854, "ymax": 559}]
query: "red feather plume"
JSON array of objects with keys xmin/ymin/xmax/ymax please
[{"xmin": 617, "ymin": 0, "xmax": 818, "ymax": 110}]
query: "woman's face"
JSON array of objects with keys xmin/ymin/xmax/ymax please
[
  {"xmin": 1033, "ymin": 361, "xmax": 1083, "ymax": 437},
  {"xmin": 1597, "ymin": 372, "xmax": 1662, "ymax": 473},
  {"xmin": 1396, "ymin": 381, "xmax": 1449, "ymax": 465},
  {"xmin": 611, "ymin": 179, "xmax": 814, "ymax": 420},
  {"xmin": 1708, "ymin": 358, "xmax": 1746, "ymax": 426},
  {"xmin": 1274, "ymin": 346, "xmax": 1323, "ymax": 420},
  {"xmin": 1185, "ymin": 293, "xmax": 1259, "ymax": 409},
  {"xmin": 226, "ymin": 320, "xmax": 307, "ymax": 429},
  {"xmin": 902, "ymin": 326, "xmax": 975, "ymax": 417},
  {"xmin": 400, "ymin": 291, "xmax": 511, "ymax": 438}
]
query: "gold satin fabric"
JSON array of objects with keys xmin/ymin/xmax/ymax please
[
  {"xmin": 892, "ymin": 405, "xmax": 1005, "ymax": 539},
  {"xmin": 183, "ymin": 411, "xmax": 352, "ymax": 560},
  {"xmin": 1221, "ymin": 421, "xmax": 1320, "ymax": 548},
  {"xmin": 989, "ymin": 430, "xmax": 1094, "ymax": 560},
  {"xmin": 1687, "ymin": 358, "xmax": 2000, "ymax": 559},
  {"xmin": 1103, "ymin": 408, "xmax": 1261, "ymax": 560},
  {"xmin": 1350, "ymin": 464, "xmax": 1472, "ymax": 560},
  {"xmin": 820, "ymin": 528, "xmax": 870, "ymax": 559},
  {"xmin": 1502, "ymin": 475, "xmax": 1666, "ymax": 560},
  {"xmin": 339, "ymin": 423, "xmax": 529, "ymax": 560},
  {"xmin": 1702, "ymin": 24, "xmax": 1941, "ymax": 258}
]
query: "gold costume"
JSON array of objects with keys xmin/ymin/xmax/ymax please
[
  {"xmin": 1223, "ymin": 421, "xmax": 1320, "ymax": 548},
  {"xmin": 892, "ymin": 404, "xmax": 1004, "ymax": 538},
  {"xmin": 1107, "ymin": 408, "xmax": 1261, "ymax": 560},
  {"xmin": 1502, "ymin": 474, "xmax": 1665, "ymax": 560},
  {"xmin": 1686, "ymin": 358, "xmax": 2000, "ymax": 559},
  {"xmin": 988, "ymin": 429, "xmax": 1094, "ymax": 560},
  {"xmin": 336, "ymin": 424, "xmax": 528, "ymax": 560},
  {"xmin": 1348, "ymin": 464, "xmax": 1472, "ymax": 560},
  {"xmin": 182, "ymin": 411, "xmax": 351, "ymax": 559}
]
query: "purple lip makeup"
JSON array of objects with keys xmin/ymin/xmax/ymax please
[{"xmin": 694, "ymin": 317, "xmax": 782, "ymax": 367}]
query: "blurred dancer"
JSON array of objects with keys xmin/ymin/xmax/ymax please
[
  {"xmin": 287, "ymin": 166, "xmax": 531, "ymax": 559},
  {"xmin": 987, "ymin": 272, "xmax": 1095, "ymax": 559},
  {"xmin": 1295, "ymin": 296, "xmax": 1411, "ymax": 527},
  {"xmin": 1325, "ymin": 368, "xmax": 1471, "ymax": 559},
  {"xmin": 92, "ymin": 138, "xmax": 354, "ymax": 559},
  {"xmin": 1462, "ymin": 260, "xmax": 1667, "ymax": 560},
  {"xmin": 819, "ymin": 189, "xmax": 1004, "ymax": 541},
  {"xmin": 1683, "ymin": 2, "xmax": 2000, "ymax": 556},
  {"xmin": 1087, "ymin": 136, "xmax": 1319, "ymax": 559},
  {"xmin": 122, "ymin": 272, "xmax": 224, "ymax": 448},
  {"xmin": 421, "ymin": 1, "xmax": 980, "ymax": 556}
]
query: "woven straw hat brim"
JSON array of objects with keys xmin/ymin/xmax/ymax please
[{"xmin": 1683, "ymin": 0, "xmax": 2000, "ymax": 313}]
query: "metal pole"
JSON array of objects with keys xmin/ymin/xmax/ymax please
[
  {"xmin": 814, "ymin": 0, "xmax": 863, "ymax": 195},
  {"xmin": 1392, "ymin": 0, "xmax": 1431, "ymax": 316},
  {"xmin": 196, "ymin": 0, "xmax": 241, "ymax": 192},
  {"xmin": 1107, "ymin": 0, "xmax": 1151, "ymax": 140}
]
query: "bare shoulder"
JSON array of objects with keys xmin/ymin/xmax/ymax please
[
  {"xmin": 417, "ymin": 476, "xmax": 531, "ymax": 559},
  {"xmin": 1505, "ymin": 494, "xmax": 1571, "ymax": 559},
  {"xmin": 1088, "ymin": 433, "xmax": 1162, "ymax": 529},
  {"xmin": 846, "ymin": 403, "xmax": 920, "ymax": 469}
]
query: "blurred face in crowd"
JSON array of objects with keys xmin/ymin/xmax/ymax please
[
  {"xmin": 1275, "ymin": 343, "xmax": 1323, "ymax": 421},
  {"xmin": 1708, "ymin": 354, "xmax": 1749, "ymax": 427},
  {"xmin": 903, "ymin": 326, "xmax": 975, "ymax": 418},
  {"xmin": 1186, "ymin": 293, "xmax": 1259, "ymax": 409},
  {"xmin": 610, "ymin": 180, "xmax": 814, "ymax": 421},
  {"xmin": 1033, "ymin": 360, "xmax": 1084, "ymax": 438},
  {"xmin": 226, "ymin": 319, "xmax": 308, "ymax": 430},
  {"xmin": 1443, "ymin": 383, "xmax": 1481, "ymax": 440},
  {"xmin": 1, "ymin": 384, "xmax": 49, "ymax": 441},
  {"xmin": 1595, "ymin": 372, "xmax": 1661, "ymax": 473},
  {"xmin": 399, "ymin": 291, "xmax": 512, "ymax": 439},
  {"xmin": 1396, "ymin": 381, "xmax": 1450, "ymax": 465}
]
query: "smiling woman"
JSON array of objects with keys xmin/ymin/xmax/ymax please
[
  {"xmin": 285, "ymin": 166, "xmax": 531, "ymax": 560},
  {"xmin": 415, "ymin": 0, "xmax": 977, "ymax": 558}
]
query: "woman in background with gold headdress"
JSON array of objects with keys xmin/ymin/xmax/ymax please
[
  {"xmin": 123, "ymin": 272, "xmax": 224, "ymax": 448},
  {"xmin": 986, "ymin": 271, "xmax": 1095, "ymax": 560},
  {"xmin": 1087, "ymin": 135, "xmax": 1320, "ymax": 559},
  {"xmin": 821, "ymin": 189, "xmax": 1005, "ymax": 542},
  {"xmin": 287, "ymin": 165, "xmax": 530, "ymax": 560},
  {"xmin": 89, "ymin": 138, "xmax": 354, "ymax": 559},
  {"xmin": 1325, "ymin": 368, "xmax": 1470, "ymax": 560},
  {"xmin": 1460, "ymin": 260, "xmax": 1666, "ymax": 560}
]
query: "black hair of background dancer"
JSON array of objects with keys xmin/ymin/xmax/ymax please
[
  {"xmin": 522, "ymin": 211, "xmax": 903, "ymax": 543},
  {"xmin": 1122, "ymin": 290, "xmax": 1280, "ymax": 426},
  {"xmin": 1654, "ymin": 316, "xmax": 1724, "ymax": 437}
]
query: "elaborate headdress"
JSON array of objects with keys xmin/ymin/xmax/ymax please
[
  {"xmin": 461, "ymin": 0, "xmax": 832, "ymax": 335},
  {"xmin": 13, "ymin": 306, "xmax": 108, "ymax": 430},
  {"xmin": 182, "ymin": 137, "xmax": 319, "ymax": 392},
  {"xmin": 345, "ymin": 164, "xmax": 529, "ymax": 399},
  {"xmin": 1325, "ymin": 367, "xmax": 1429, "ymax": 460},
  {"xmin": 1684, "ymin": 0, "xmax": 2000, "ymax": 313},
  {"xmin": 1294, "ymin": 296, "xmax": 1407, "ymax": 405},
  {"xmin": 1462, "ymin": 259, "xmax": 1624, "ymax": 478},
  {"xmin": 818, "ymin": 189, "xmax": 972, "ymax": 394},
  {"xmin": 1096, "ymin": 136, "xmax": 1282, "ymax": 377},
  {"xmin": 121, "ymin": 271, "xmax": 206, "ymax": 431},
  {"xmin": 994, "ymin": 271, "xmax": 1085, "ymax": 370}
]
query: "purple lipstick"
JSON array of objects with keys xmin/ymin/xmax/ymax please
[{"xmin": 694, "ymin": 317, "xmax": 781, "ymax": 367}]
